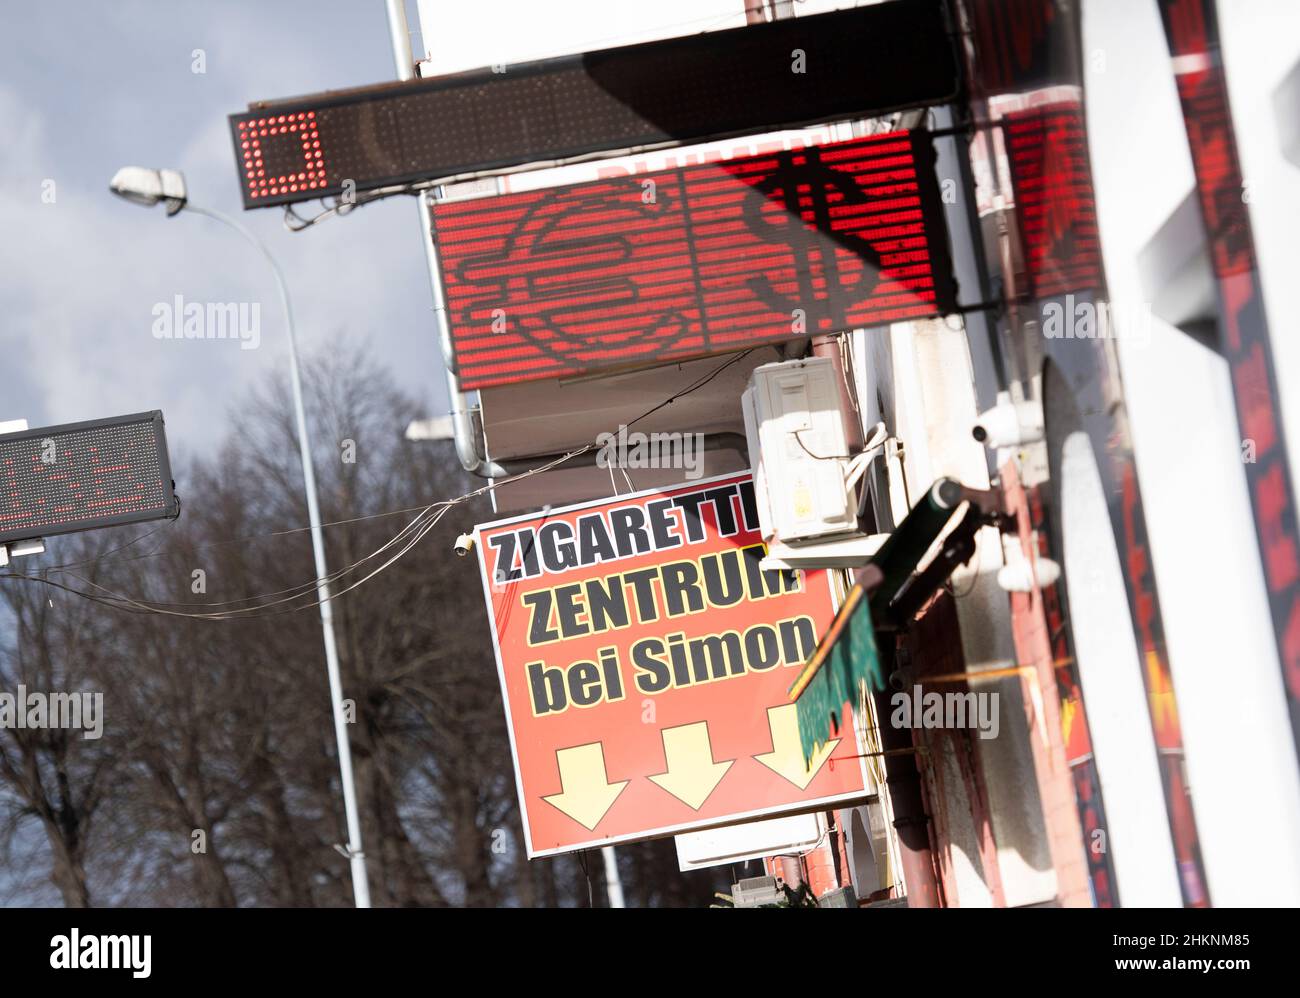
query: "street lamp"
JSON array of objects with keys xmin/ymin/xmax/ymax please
[{"xmin": 110, "ymin": 166, "xmax": 372, "ymax": 909}]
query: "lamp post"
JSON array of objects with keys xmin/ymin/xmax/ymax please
[{"xmin": 110, "ymin": 167, "xmax": 372, "ymax": 909}]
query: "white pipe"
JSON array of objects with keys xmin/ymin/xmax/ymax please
[
  {"xmin": 386, "ymin": 0, "xmax": 414, "ymax": 78},
  {"xmin": 386, "ymin": 0, "xmax": 502, "ymax": 478},
  {"xmin": 600, "ymin": 846, "xmax": 625, "ymax": 908}
]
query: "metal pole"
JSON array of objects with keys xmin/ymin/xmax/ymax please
[
  {"xmin": 386, "ymin": 0, "xmax": 415, "ymax": 78},
  {"xmin": 869, "ymin": 639, "xmax": 940, "ymax": 907},
  {"xmin": 183, "ymin": 204, "xmax": 372, "ymax": 909},
  {"xmin": 385, "ymin": 0, "xmax": 502, "ymax": 479},
  {"xmin": 600, "ymin": 846, "xmax": 625, "ymax": 908}
]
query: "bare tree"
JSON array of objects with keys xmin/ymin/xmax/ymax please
[
  {"xmin": 0, "ymin": 345, "xmax": 730, "ymax": 907},
  {"xmin": 0, "ymin": 540, "xmax": 120, "ymax": 906}
]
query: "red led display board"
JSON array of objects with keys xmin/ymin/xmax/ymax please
[
  {"xmin": 434, "ymin": 131, "xmax": 956, "ymax": 390},
  {"xmin": 228, "ymin": 3, "xmax": 958, "ymax": 209},
  {"xmin": 0, "ymin": 412, "xmax": 180, "ymax": 546},
  {"xmin": 1003, "ymin": 103, "xmax": 1104, "ymax": 299}
]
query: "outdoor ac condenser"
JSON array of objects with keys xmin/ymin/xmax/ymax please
[{"xmin": 742, "ymin": 357, "xmax": 858, "ymax": 544}]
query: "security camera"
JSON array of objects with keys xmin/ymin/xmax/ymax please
[
  {"xmin": 972, "ymin": 394, "xmax": 1044, "ymax": 449},
  {"xmin": 454, "ymin": 532, "xmax": 475, "ymax": 557}
]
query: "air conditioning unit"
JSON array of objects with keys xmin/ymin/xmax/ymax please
[
  {"xmin": 742, "ymin": 357, "xmax": 895, "ymax": 571},
  {"xmin": 729, "ymin": 876, "xmax": 786, "ymax": 908},
  {"xmin": 742, "ymin": 357, "xmax": 857, "ymax": 545}
]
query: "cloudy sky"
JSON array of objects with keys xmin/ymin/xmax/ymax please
[
  {"xmin": 0, "ymin": 0, "xmax": 864, "ymax": 471},
  {"xmin": 0, "ymin": 0, "xmax": 441, "ymax": 465}
]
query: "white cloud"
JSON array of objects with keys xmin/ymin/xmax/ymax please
[{"xmin": 0, "ymin": 2, "xmax": 448, "ymax": 464}]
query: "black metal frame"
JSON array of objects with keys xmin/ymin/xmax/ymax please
[
  {"xmin": 0, "ymin": 410, "xmax": 180, "ymax": 546},
  {"xmin": 230, "ymin": 2, "xmax": 960, "ymax": 210}
]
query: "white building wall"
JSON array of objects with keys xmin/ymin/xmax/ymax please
[{"xmin": 1083, "ymin": 0, "xmax": 1300, "ymax": 906}]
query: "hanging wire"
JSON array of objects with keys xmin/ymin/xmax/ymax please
[{"xmin": 0, "ymin": 350, "xmax": 753, "ymax": 621}]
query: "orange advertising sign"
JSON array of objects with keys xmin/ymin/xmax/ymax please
[{"xmin": 475, "ymin": 472, "xmax": 870, "ymax": 857}]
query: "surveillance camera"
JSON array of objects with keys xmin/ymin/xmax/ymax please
[
  {"xmin": 972, "ymin": 394, "xmax": 1044, "ymax": 449},
  {"xmin": 454, "ymin": 532, "xmax": 475, "ymax": 557}
]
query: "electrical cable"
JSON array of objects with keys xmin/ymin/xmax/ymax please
[
  {"xmin": 283, "ymin": 185, "xmax": 427, "ymax": 232},
  {"xmin": 39, "ymin": 499, "xmax": 469, "ymax": 576},
  {"xmin": 0, "ymin": 350, "xmax": 749, "ymax": 620},
  {"xmin": 65, "ymin": 500, "xmax": 448, "ymax": 612},
  {"xmin": 0, "ymin": 447, "xmax": 582, "ymax": 619},
  {"xmin": 625, "ymin": 349, "xmax": 753, "ymax": 429},
  {"xmin": 32, "ymin": 494, "xmax": 450, "ymax": 611},
  {"xmin": 37, "ymin": 522, "xmax": 170, "ymax": 573}
]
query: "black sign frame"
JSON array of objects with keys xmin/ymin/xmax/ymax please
[
  {"xmin": 229, "ymin": 2, "xmax": 961, "ymax": 209},
  {"xmin": 0, "ymin": 411, "xmax": 180, "ymax": 546}
]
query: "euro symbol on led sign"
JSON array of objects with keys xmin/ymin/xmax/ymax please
[
  {"xmin": 433, "ymin": 131, "xmax": 957, "ymax": 389},
  {"xmin": 455, "ymin": 180, "xmax": 694, "ymax": 365}
]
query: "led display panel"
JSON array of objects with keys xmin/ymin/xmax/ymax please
[
  {"xmin": 0, "ymin": 412, "xmax": 180, "ymax": 545},
  {"xmin": 1003, "ymin": 103, "xmax": 1104, "ymax": 299},
  {"xmin": 228, "ymin": 3, "xmax": 959, "ymax": 209},
  {"xmin": 433, "ymin": 130, "xmax": 957, "ymax": 390},
  {"xmin": 972, "ymin": 0, "xmax": 1077, "ymax": 94}
]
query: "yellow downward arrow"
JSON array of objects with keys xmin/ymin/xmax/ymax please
[
  {"xmin": 754, "ymin": 704, "xmax": 838, "ymax": 790},
  {"xmin": 648, "ymin": 721, "xmax": 734, "ymax": 810},
  {"xmin": 542, "ymin": 742, "xmax": 629, "ymax": 831}
]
